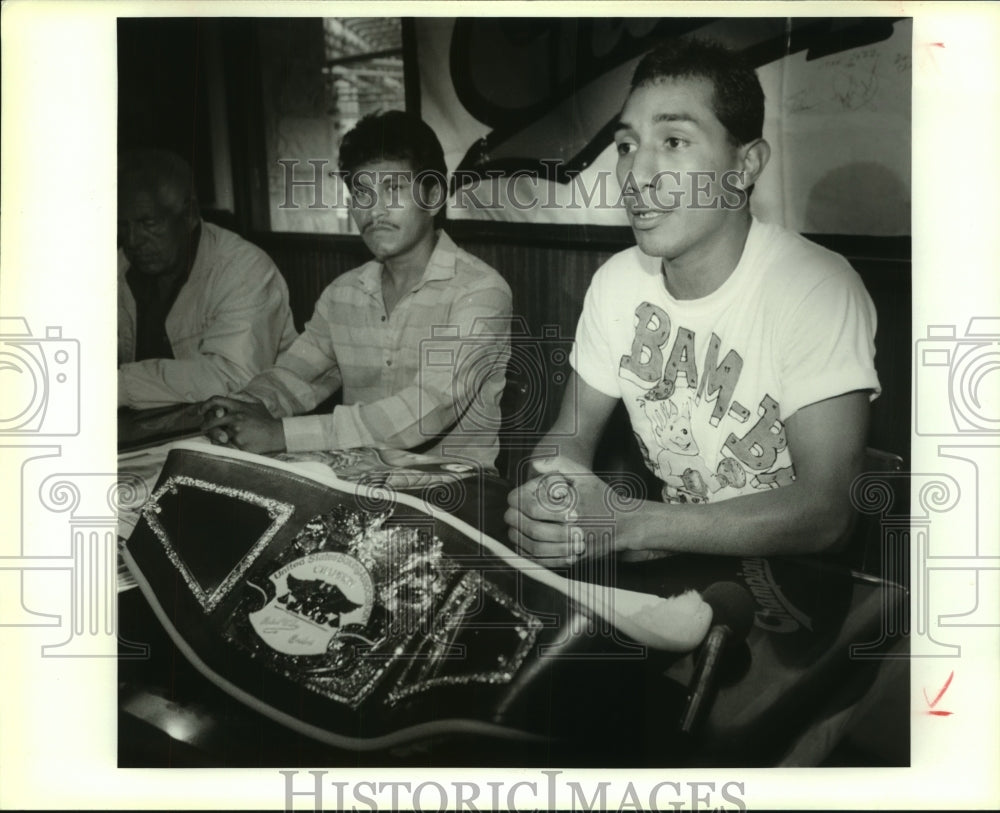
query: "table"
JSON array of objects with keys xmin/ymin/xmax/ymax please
[{"xmin": 117, "ymin": 412, "xmax": 908, "ymax": 768}]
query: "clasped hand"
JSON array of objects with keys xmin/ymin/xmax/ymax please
[
  {"xmin": 199, "ymin": 396, "xmax": 286, "ymax": 454},
  {"xmin": 504, "ymin": 456, "xmax": 640, "ymax": 567}
]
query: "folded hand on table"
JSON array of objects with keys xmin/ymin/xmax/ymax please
[
  {"xmin": 199, "ymin": 396, "xmax": 286, "ymax": 454},
  {"xmin": 504, "ymin": 455, "xmax": 647, "ymax": 567}
]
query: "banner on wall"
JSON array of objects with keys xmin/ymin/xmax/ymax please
[{"xmin": 417, "ymin": 17, "xmax": 912, "ymax": 235}]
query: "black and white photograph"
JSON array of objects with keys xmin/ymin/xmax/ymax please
[{"xmin": 1, "ymin": 2, "xmax": 998, "ymax": 811}]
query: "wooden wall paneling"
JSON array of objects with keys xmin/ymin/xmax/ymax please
[{"xmin": 252, "ymin": 231, "xmax": 911, "ymax": 472}]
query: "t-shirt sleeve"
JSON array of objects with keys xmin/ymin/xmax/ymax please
[
  {"xmin": 778, "ymin": 267, "xmax": 881, "ymax": 418},
  {"xmin": 570, "ymin": 267, "xmax": 623, "ymax": 398}
]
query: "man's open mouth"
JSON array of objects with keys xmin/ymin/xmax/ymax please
[{"xmin": 629, "ymin": 207, "xmax": 674, "ymax": 226}]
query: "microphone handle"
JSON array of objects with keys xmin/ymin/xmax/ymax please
[{"xmin": 679, "ymin": 623, "xmax": 729, "ymax": 734}]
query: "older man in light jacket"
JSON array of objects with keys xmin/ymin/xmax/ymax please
[{"xmin": 117, "ymin": 149, "xmax": 297, "ymax": 409}]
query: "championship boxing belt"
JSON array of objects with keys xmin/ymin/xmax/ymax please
[
  {"xmin": 123, "ymin": 441, "xmax": 711, "ymax": 759},
  {"xmin": 123, "ymin": 441, "xmax": 906, "ymax": 765}
]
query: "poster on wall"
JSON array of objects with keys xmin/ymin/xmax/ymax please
[{"xmin": 418, "ymin": 17, "xmax": 911, "ymax": 235}]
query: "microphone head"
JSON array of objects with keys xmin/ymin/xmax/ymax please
[{"xmin": 701, "ymin": 581, "xmax": 755, "ymax": 641}]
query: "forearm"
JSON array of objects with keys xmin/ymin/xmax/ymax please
[
  {"xmin": 531, "ymin": 432, "xmax": 597, "ymax": 470},
  {"xmin": 241, "ymin": 366, "xmax": 339, "ymax": 418},
  {"xmin": 239, "ymin": 322, "xmax": 344, "ymax": 418},
  {"xmin": 278, "ymin": 394, "xmax": 445, "ymax": 453},
  {"xmin": 622, "ymin": 480, "xmax": 854, "ymax": 557},
  {"xmin": 275, "ymin": 358, "xmax": 494, "ymax": 453},
  {"xmin": 119, "ymin": 357, "xmax": 249, "ymax": 409},
  {"xmin": 281, "ymin": 388, "xmax": 459, "ymax": 453},
  {"xmin": 509, "ymin": 393, "xmax": 869, "ymax": 565}
]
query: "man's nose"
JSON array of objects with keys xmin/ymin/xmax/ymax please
[
  {"xmin": 350, "ymin": 189, "xmax": 386, "ymax": 223},
  {"xmin": 370, "ymin": 186, "xmax": 390, "ymax": 216},
  {"xmin": 629, "ymin": 144, "xmax": 662, "ymax": 190}
]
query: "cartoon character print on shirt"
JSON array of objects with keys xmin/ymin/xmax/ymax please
[
  {"xmin": 637, "ymin": 392, "xmax": 712, "ymax": 503},
  {"xmin": 620, "ymin": 301, "xmax": 794, "ymax": 503},
  {"xmin": 636, "ymin": 386, "xmax": 748, "ymax": 504}
]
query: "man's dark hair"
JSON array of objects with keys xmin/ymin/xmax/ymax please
[
  {"xmin": 338, "ymin": 110, "xmax": 448, "ymax": 192},
  {"xmin": 630, "ymin": 38, "xmax": 765, "ymax": 146},
  {"xmin": 118, "ymin": 148, "xmax": 199, "ymax": 218}
]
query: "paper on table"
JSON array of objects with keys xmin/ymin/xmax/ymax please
[{"xmin": 275, "ymin": 447, "xmax": 479, "ymax": 490}]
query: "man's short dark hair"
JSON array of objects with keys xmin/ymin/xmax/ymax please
[
  {"xmin": 630, "ymin": 38, "xmax": 765, "ymax": 146},
  {"xmin": 338, "ymin": 110, "xmax": 448, "ymax": 191},
  {"xmin": 118, "ymin": 148, "xmax": 199, "ymax": 217}
]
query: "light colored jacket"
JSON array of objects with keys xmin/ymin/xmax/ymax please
[{"xmin": 118, "ymin": 221, "xmax": 298, "ymax": 408}]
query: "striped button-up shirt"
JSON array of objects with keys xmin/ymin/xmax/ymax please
[{"xmin": 241, "ymin": 232, "xmax": 512, "ymax": 471}]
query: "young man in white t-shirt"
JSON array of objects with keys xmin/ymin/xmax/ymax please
[{"xmin": 505, "ymin": 38, "xmax": 880, "ymax": 565}]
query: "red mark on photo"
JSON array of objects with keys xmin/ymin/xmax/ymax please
[
  {"xmin": 923, "ymin": 670, "xmax": 954, "ymax": 716},
  {"xmin": 917, "ymin": 41, "xmax": 946, "ymax": 75}
]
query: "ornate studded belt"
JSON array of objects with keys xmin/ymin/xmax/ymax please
[
  {"xmin": 123, "ymin": 441, "xmax": 906, "ymax": 763},
  {"xmin": 123, "ymin": 442, "xmax": 712, "ymax": 754}
]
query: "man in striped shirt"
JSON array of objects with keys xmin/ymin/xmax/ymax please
[{"xmin": 201, "ymin": 112, "xmax": 512, "ymax": 472}]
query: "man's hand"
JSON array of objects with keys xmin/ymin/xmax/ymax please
[
  {"xmin": 199, "ymin": 396, "xmax": 286, "ymax": 454},
  {"xmin": 504, "ymin": 456, "xmax": 642, "ymax": 567}
]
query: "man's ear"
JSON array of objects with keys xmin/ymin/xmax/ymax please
[
  {"xmin": 420, "ymin": 178, "xmax": 447, "ymax": 218},
  {"xmin": 739, "ymin": 138, "xmax": 771, "ymax": 188}
]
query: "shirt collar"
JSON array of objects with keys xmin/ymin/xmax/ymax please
[{"xmin": 357, "ymin": 230, "xmax": 458, "ymax": 294}]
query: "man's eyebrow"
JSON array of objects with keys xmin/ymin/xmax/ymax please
[
  {"xmin": 613, "ymin": 112, "xmax": 702, "ymax": 134},
  {"xmin": 652, "ymin": 112, "xmax": 700, "ymax": 126}
]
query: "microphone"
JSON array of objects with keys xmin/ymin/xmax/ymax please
[{"xmin": 678, "ymin": 581, "xmax": 756, "ymax": 736}]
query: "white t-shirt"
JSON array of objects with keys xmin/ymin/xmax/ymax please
[{"xmin": 572, "ymin": 218, "xmax": 880, "ymax": 504}]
